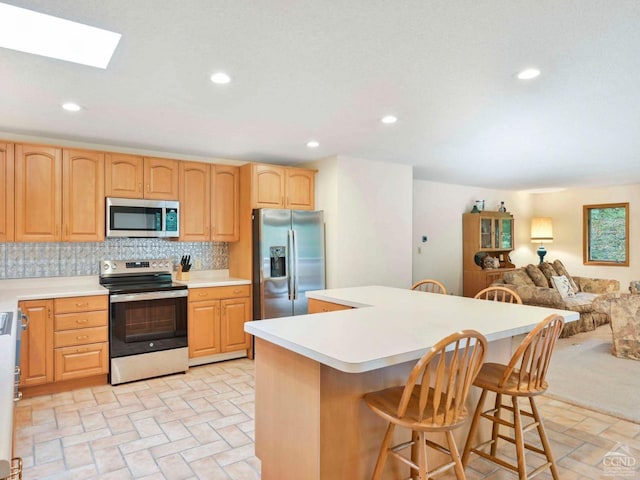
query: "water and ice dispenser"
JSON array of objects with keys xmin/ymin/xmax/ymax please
[{"xmin": 270, "ymin": 246, "xmax": 286, "ymax": 277}]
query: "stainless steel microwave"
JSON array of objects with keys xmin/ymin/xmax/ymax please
[{"xmin": 106, "ymin": 198, "xmax": 179, "ymax": 238}]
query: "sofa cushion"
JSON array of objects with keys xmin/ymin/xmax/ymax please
[
  {"xmin": 525, "ymin": 264, "xmax": 548, "ymax": 287},
  {"xmin": 504, "ymin": 269, "xmax": 535, "ymax": 287},
  {"xmin": 538, "ymin": 262, "xmax": 558, "ymax": 287},
  {"xmin": 564, "ymin": 292, "xmax": 600, "ymax": 313},
  {"xmin": 551, "ymin": 275, "xmax": 576, "ymax": 298},
  {"xmin": 553, "ymin": 259, "xmax": 579, "ymax": 293}
]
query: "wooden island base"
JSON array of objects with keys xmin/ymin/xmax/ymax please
[{"xmin": 254, "ymin": 337, "xmax": 512, "ymax": 480}]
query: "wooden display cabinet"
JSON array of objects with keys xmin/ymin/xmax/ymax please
[{"xmin": 463, "ymin": 211, "xmax": 515, "ymax": 297}]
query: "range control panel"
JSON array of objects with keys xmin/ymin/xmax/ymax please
[{"xmin": 100, "ymin": 259, "xmax": 173, "ymax": 276}]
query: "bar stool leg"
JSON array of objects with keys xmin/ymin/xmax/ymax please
[
  {"xmin": 372, "ymin": 423, "xmax": 395, "ymax": 480},
  {"xmin": 410, "ymin": 430, "xmax": 419, "ymax": 479},
  {"xmin": 529, "ymin": 397, "xmax": 560, "ymax": 480},
  {"xmin": 461, "ymin": 389, "xmax": 488, "ymax": 467},
  {"xmin": 445, "ymin": 430, "xmax": 465, "ymax": 480},
  {"xmin": 511, "ymin": 396, "xmax": 528, "ymax": 480},
  {"xmin": 417, "ymin": 431, "xmax": 428, "ymax": 480},
  {"xmin": 490, "ymin": 393, "xmax": 502, "ymax": 456}
]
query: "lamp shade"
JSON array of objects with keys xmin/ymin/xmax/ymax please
[{"xmin": 531, "ymin": 217, "xmax": 553, "ymax": 243}]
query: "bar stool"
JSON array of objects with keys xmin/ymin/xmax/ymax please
[
  {"xmin": 461, "ymin": 314, "xmax": 564, "ymax": 480},
  {"xmin": 364, "ymin": 330, "xmax": 487, "ymax": 480},
  {"xmin": 474, "ymin": 286, "xmax": 522, "ymax": 304},
  {"xmin": 411, "ymin": 279, "xmax": 447, "ymax": 295}
]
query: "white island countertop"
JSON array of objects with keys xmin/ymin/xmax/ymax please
[{"xmin": 245, "ymin": 286, "xmax": 579, "ymax": 373}]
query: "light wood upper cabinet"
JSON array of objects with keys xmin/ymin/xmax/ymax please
[
  {"xmin": 62, "ymin": 149, "xmax": 105, "ymax": 241},
  {"xmin": 105, "ymin": 153, "xmax": 144, "ymax": 198},
  {"xmin": 179, "ymin": 161, "xmax": 211, "ymax": 241},
  {"xmin": 212, "ymin": 165, "xmax": 239, "ymax": 241},
  {"xmin": 253, "ymin": 164, "xmax": 286, "ymax": 208},
  {"xmin": 19, "ymin": 299, "xmax": 54, "ymax": 387},
  {"xmin": 0, "ymin": 142, "xmax": 14, "ymax": 242},
  {"xmin": 248, "ymin": 163, "xmax": 315, "ymax": 210},
  {"xmin": 106, "ymin": 154, "xmax": 178, "ymax": 200},
  {"xmin": 15, "ymin": 144, "xmax": 63, "ymax": 242},
  {"xmin": 285, "ymin": 168, "xmax": 314, "ymax": 210},
  {"xmin": 144, "ymin": 157, "xmax": 179, "ymax": 199}
]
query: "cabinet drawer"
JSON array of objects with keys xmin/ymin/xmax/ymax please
[
  {"xmin": 54, "ymin": 295, "xmax": 108, "ymax": 313},
  {"xmin": 54, "ymin": 310, "xmax": 107, "ymax": 331},
  {"xmin": 54, "ymin": 326, "xmax": 108, "ymax": 348},
  {"xmin": 308, "ymin": 298, "xmax": 353, "ymax": 314},
  {"xmin": 54, "ymin": 342, "xmax": 108, "ymax": 381},
  {"xmin": 188, "ymin": 284, "xmax": 250, "ymax": 301}
]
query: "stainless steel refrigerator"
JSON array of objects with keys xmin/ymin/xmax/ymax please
[{"xmin": 252, "ymin": 209, "xmax": 325, "ymax": 319}]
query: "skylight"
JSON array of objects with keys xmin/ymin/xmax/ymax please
[{"xmin": 0, "ymin": 2, "xmax": 121, "ymax": 69}]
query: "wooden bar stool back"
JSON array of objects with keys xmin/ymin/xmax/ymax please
[
  {"xmin": 474, "ymin": 286, "xmax": 522, "ymax": 304},
  {"xmin": 461, "ymin": 314, "xmax": 564, "ymax": 480},
  {"xmin": 411, "ymin": 279, "xmax": 447, "ymax": 295},
  {"xmin": 364, "ymin": 330, "xmax": 487, "ymax": 480}
]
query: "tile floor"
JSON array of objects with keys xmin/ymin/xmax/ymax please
[{"xmin": 13, "ymin": 358, "xmax": 640, "ymax": 479}]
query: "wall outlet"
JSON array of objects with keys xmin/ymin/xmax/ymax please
[{"xmin": 195, "ymin": 259, "xmax": 202, "ymax": 270}]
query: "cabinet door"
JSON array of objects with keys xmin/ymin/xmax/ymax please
[
  {"xmin": 62, "ymin": 149, "xmax": 105, "ymax": 241},
  {"xmin": 220, "ymin": 297, "xmax": 251, "ymax": 352},
  {"xmin": 479, "ymin": 218, "xmax": 492, "ymax": 249},
  {"xmin": 188, "ymin": 299, "xmax": 221, "ymax": 358},
  {"xmin": 0, "ymin": 142, "xmax": 14, "ymax": 242},
  {"xmin": 15, "ymin": 144, "xmax": 62, "ymax": 241},
  {"xmin": 105, "ymin": 153, "xmax": 144, "ymax": 198},
  {"xmin": 500, "ymin": 218, "xmax": 513, "ymax": 249},
  {"xmin": 211, "ymin": 165, "xmax": 239, "ymax": 241},
  {"xmin": 144, "ymin": 157, "xmax": 179, "ymax": 200},
  {"xmin": 54, "ymin": 343, "xmax": 108, "ymax": 381},
  {"xmin": 179, "ymin": 161, "xmax": 211, "ymax": 241},
  {"xmin": 19, "ymin": 299, "xmax": 54, "ymax": 387},
  {"xmin": 285, "ymin": 168, "xmax": 315, "ymax": 210},
  {"xmin": 253, "ymin": 164, "xmax": 285, "ymax": 208}
]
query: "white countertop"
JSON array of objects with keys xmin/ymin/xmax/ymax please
[
  {"xmin": 245, "ymin": 286, "xmax": 580, "ymax": 374},
  {"xmin": 0, "ymin": 269, "xmax": 249, "ymax": 471}
]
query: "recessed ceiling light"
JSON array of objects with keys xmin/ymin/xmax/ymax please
[
  {"xmin": 210, "ymin": 72, "xmax": 231, "ymax": 84},
  {"xmin": 516, "ymin": 68, "xmax": 541, "ymax": 80},
  {"xmin": 62, "ymin": 102, "xmax": 82, "ymax": 112},
  {"xmin": 0, "ymin": 2, "xmax": 121, "ymax": 69},
  {"xmin": 306, "ymin": 141, "xmax": 319, "ymax": 148},
  {"xmin": 381, "ymin": 115, "xmax": 398, "ymax": 124}
]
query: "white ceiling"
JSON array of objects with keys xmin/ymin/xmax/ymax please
[{"xmin": 2, "ymin": 0, "xmax": 640, "ymax": 190}]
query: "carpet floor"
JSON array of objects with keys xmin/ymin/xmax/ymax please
[{"xmin": 545, "ymin": 324, "xmax": 640, "ymax": 424}]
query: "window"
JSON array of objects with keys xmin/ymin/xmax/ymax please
[{"xmin": 583, "ymin": 203, "xmax": 629, "ymax": 266}]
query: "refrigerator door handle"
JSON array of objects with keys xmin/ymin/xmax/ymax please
[
  {"xmin": 287, "ymin": 229, "xmax": 294, "ymax": 300},
  {"xmin": 291, "ymin": 228, "xmax": 299, "ymax": 300}
]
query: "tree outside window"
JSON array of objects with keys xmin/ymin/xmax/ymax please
[{"xmin": 583, "ymin": 203, "xmax": 629, "ymax": 266}]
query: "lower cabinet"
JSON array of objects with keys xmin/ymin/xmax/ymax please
[
  {"xmin": 188, "ymin": 285, "xmax": 251, "ymax": 359},
  {"xmin": 19, "ymin": 295, "xmax": 108, "ymax": 389},
  {"xmin": 308, "ymin": 298, "xmax": 353, "ymax": 314}
]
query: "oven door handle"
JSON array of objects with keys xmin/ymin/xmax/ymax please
[{"xmin": 110, "ymin": 289, "xmax": 188, "ymax": 303}]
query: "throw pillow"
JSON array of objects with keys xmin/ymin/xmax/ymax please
[
  {"xmin": 553, "ymin": 259, "xmax": 579, "ymax": 293},
  {"xmin": 538, "ymin": 262, "xmax": 558, "ymax": 288},
  {"xmin": 505, "ymin": 269, "xmax": 536, "ymax": 287},
  {"xmin": 525, "ymin": 264, "xmax": 548, "ymax": 287},
  {"xmin": 551, "ymin": 275, "xmax": 576, "ymax": 298}
]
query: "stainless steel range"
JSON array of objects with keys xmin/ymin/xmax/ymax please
[{"xmin": 99, "ymin": 259, "xmax": 188, "ymax": 385}]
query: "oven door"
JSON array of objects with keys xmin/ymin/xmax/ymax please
[{"xmin": 109, "ymin": 290, "xmax": 188, "ymax": 358}]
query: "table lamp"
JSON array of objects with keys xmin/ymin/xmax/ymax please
[{"xmin": 531, "ymin": 217, "xmax": 553, "ymax": 264}]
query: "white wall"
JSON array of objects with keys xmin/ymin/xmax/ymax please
[
  {"xmin": 532, "ymin": 185, "xmax": 640, "ymax": 288},
  {"xmin": 412, "ymin": 180, "xmax": 534, "ymax": 295},
  {"xmin": 303, "ymin": 155, "xmax": 413, "ymax": 288}
]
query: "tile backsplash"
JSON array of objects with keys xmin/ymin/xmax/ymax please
[{"xmin": 0, "ymin": 238, "xmax": 228, "ymax": 279}]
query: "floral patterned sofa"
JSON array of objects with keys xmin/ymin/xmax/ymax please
[
  {"xmin": 492, "ymin": 259, "xmax": 620, "ymax": 337},
  {"xmin": 592, "ymin": 282, "xmax": 640, "ymax": 360}
]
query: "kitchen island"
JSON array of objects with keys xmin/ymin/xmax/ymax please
[{"xmin": 245, "ymin": 286, "xmax": 579, "ymax": 480}]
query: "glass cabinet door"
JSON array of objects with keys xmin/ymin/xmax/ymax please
[
  {"xmin": 500, "ymin": 218, "xmax": 513, "ymax": 249},
  {"xmin": 480, "ymin": 218, "xmax": 492, "ymax": 248}
]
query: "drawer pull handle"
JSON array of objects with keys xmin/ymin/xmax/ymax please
[
  {"xmin": 76, "ymin": 319, "xmax": 89, "ymax": 324},
  {"xmin": 75, "ymin": 303, "xmax": 89, "ymax": 308},
  {"xmin": 76, "ymin": 335, "xmax": 89, "ymax": 340},
  {"xmin": 233, "ymin": 289, "xmax": 241, "ymax": 294},
  {"xmin": 76, "ymin": 348, "xmax": 89, "ymax": 353},
  {"xmin": 198, "ymin": 293, "xmax": 208, "ymax": 297}
]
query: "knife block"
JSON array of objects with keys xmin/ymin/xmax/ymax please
[{"xmin": 176, "ymin": 266, "xmax": 190, "ymax": 281}]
